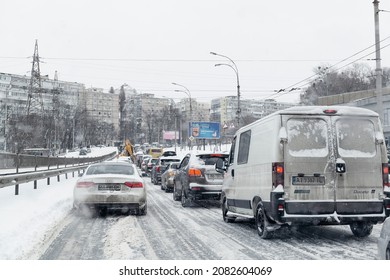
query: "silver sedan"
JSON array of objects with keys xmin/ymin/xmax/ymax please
[
  {"xmin": 378, "ymin": 217, "xmax": 390, "ymax": 260},
  {"xmin": 73, "ymin": 161, "xmax": 147, "ymax": 216}
]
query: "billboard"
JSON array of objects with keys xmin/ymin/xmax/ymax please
[
  {"xmin": 163, "ymin": 131, "xmax": 179, "ymax": 140},
  {"xmin": 188, "ymin": 122, "xmax": 220, "ymax": 140}
]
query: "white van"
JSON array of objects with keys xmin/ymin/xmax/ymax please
[{"xmin": 216, "ymin": 106, "xmax": 390, "ymax": 239}]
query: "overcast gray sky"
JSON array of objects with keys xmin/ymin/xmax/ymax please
[{"xmin": 1, "ymin": 0, "xmax": 390, "ymax": 103}]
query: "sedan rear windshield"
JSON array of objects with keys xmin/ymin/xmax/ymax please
[
  {"xmin": 86, "ymin": 164, "xmax": 135, "ymax": 175},
  {"xmin": 196, "ymin": 154, "xmax": 229, "ymax": 165}
]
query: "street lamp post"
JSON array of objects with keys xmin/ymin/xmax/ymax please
[
  {"xmin": 172, "ymin": 82, "xmax": 192, "ymax": 120},
  {"xmin": 210, "ymin": 52, "xmax": 241, "ymax": 126}
]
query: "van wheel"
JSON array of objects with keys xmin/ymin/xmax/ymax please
[
  {"xmin": 350, "ymin": 222, "xmax": 373, "ymax": 238},
  {"xmin": 255, "ymin": 203, "xmax": 272, "ymax": 239},
  {"xmin": 222, "ymin": 197, "xmax": 235, "ymax": 223},
  {"xmin": 386, "ymin": 243, "xmax": 390, "ymax": 260}
]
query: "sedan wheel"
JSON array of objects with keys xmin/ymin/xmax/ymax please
[
  {"xmin": 173, "ymin": 185, "xmax": 181, "ymax": 201},
  {"xmin": 138, "ymin": 204, "xmax": 147, "ymax": 216},
  {"xmin": 181, "ymin": 188, "xmax": 192, "ymax": 207}
]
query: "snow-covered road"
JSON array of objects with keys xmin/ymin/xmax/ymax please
[
  {"xmin": 0, "ymin": 145, "xmax": 383, "ymax": 261},
  {"xmin": 38, "ymin": 177, "xmax": 381, "ymax": 260}
]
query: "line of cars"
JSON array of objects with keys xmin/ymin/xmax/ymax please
[
  {"xmin": 71, "ymin": 106, "xmax": 390, "ymax": 259},
  {"xmin": 150, "ymin": 150, "xmax": 229, "ymax": 207}
]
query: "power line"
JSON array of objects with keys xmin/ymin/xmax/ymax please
[
  {"xmin": 0, "ymin": 56, "xmax": 366, "ymax": 63},
  {"xmin": 265, "ymin": 35, "xmax": 390, "ymax": 100}
]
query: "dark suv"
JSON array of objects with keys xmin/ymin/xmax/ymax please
[
  {"xmin": 151, "ymin": 156, "xmax": 181, "ymax": 185},
  {"xmin": 172, "ymin": 151, "xmax": 229, "ymax": 207}
]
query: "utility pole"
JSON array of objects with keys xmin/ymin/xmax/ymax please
[
  {"xmin": 27, "ymin": 40, "xmax": 44, "ymax": 116},
  {"xmin": 373, "ymin": 0, "xmax": 383, "ymax": 123}
]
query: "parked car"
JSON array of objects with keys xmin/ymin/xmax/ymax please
[
  {"xmin": 162, "ymin": 150, "xmax": 177, "ymax": 157},
  {"xmin": 215, "ymin": 106, "xmax": 390, "ymax": 239},
  {"xmin": 161, "ymin": 162, "xmax": 180, "ymax": 192},
  {"xmin": 73, "ymin": 161, "xmax": 147, "ymax": 216},
  {"xmin": 146, "ymin": 157, "xmax": 159, "ymax": 176},
  {"xmin": 135, "ymin": 151, "xmax": 145, "ymax": 167},
  {"xmin": 79, "ymin": 148, "xmax": 88, "ymax": 156},
  {"xmin": 151, "ymin": 156, "xmax": 181, "ymax": 185},
  {"xmin": 140, "ymin": 155, "xmax": 152, "ymax": 174},
  {"xmin": 147, "ymin": 147, "xmax": 163, "ymax": 158},
  {"xmin": 173, "ymin": 151, "xmax": 229, "ymax": 207},
  {"xmin": 378, "ymin": 217, "xmax": 390, "ymax": 260}
]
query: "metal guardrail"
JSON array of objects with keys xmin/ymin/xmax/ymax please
[
  {"xmin": 0, "ymin": 151, "xmax": 117, "ymax": 195},
  {"xmin": 0, "ymin": 151, "xmax": 116, "ymax": 170}
]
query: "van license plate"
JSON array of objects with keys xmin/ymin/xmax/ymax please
[{"xmin": 292, "ymin": 176, "xmax": 325, "ymax": 185}]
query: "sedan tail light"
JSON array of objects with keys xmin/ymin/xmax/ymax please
[
  {"xmin": 76, "ymin": 181, "xmax": 95, "ymax": 188},
  {"xmin": 124, "ymin": 182, "xmax": 144, "ymax": 188},
  {"xmin": 188, "ymin": 168, "xmax": 201, "ymax": 177}
]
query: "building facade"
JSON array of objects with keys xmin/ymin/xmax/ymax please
[
  {"xmin": 210, "ymin": 96, "xmax": 296, "ymax": 126},
  {"xmin": 0, "ymin": 72, "xmax": 84, "ymax": 151}
]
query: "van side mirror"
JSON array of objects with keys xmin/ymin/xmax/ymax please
[
  {"xmin": 215, "ymin": 158, "xmax": 227, "ymax": 173},
  {"xmin": 376, "ymin": 132, "xmax": 384, "ymax": 145},
  {"xmin": 279, "ymin": 127, "xmax": 288, "ymax": 143}
]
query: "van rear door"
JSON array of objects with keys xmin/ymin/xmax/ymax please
[
  {"xmin": 283, "ymin": 116, "xmax": 335, "ymax": 215},
  {"xmin": 332, "ymin": 116, "xmax": 384, "ymax": 215},
  {"xmin": 282, "ymin": 114, "xmax": 384, "ymax": 217}
]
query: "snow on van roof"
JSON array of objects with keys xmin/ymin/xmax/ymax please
[
  {"xmin": 236, "ymin": 105, "xmax": 379, "ymax": 133},
  {"xmin": 278, "ymin": 106, "xmax": 378, "ymax": 116}
]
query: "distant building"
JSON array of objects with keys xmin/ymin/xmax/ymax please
[
  {"xmin": 0, "ymin": 72, "xmax": 84, "ymax": 150},
  {"xmin": 210, "ymin": 96, "xmax": 296, "ymax": 125},
  {"xmin": 79, "ymin": 87, "xmax": 120, "ymax": 134}
]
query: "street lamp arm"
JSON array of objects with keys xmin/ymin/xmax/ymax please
[
  {"xmin": 174, "ymin": 89, "xmax": 190, "ymax": 99},
  {"xmin": 215, "ymin": 63, "xmax": 239, "ymax": 85},
  {"xmin": 210, "ymin": 52, "xmax": 239, "ymax": 75},
  {"xmin": 172, "ymin": 82, "xmax": 192, "ymax": 120},
  {"xmin": 210, "ymin": 51, "xmax": 241, "ymax": 125},
  {"xmin": 172, "ymin": 82, "xmax": 191, "ymax": 97}
]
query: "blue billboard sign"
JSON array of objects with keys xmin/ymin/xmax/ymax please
[{"xmin": 188, "ymin": 122, "xmax": 220, "ymax": 139}]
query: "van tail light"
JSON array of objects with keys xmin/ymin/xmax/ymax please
[
  {"xmin": 382, "ymin": 163, "xmax": 389, "ymax": 188},
  {"xmin": 277, "ymin": 201, "xmax": 285, "ymax": 216},
  {"xmin": 76, "ymin": 181, "xmax": 95, "ymax": 188},
  {"xmin": 124, "ymin": 182, "xmax": 144, "ymax": 188},
  {"xmin": 188, "ymin": 168, "xmax": 202, "ymax": 177},
  {"xmin": 272, "ymin": 162, "xmax": 284, "ymax": 188}
]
